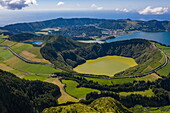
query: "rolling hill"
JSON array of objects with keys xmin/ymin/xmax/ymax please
[{"xmin": 42, "ymin": 97, "xmax": 132, "ymax": 113}]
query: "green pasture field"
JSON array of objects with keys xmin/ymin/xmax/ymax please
[
  {"xmin": 11, "ymin": 43, "xmax": 33, "ymax": 53},
  {"xmin": 157, "ymin": 62, "xmax": 170, "ymax": 76},
  {"xmin": 155, "ymin": 43, "xmax": 170, "ymax": 57},
  {"xmin": 0, "ymin": 34, "xmax": 9, "ymax": 39},
  {"xmin": 1, "ymin": 40, "xmax": 17, "ymax": 47},
  {"xmin": 0, "ymin": 39, "xmax": 4, "ymax": 43},
  {"xmin": 119, "ymin": 89, "xmax": 154, "ymax": 97},
  {"xmin": 26, "ymin": 47, "xmax": 44, "ymax": 58},
  {"xmin": 62, "ymin": 80, "xmax": 100, "ymax": 98},
  {"xmin": 4, "ymin": 56, "xmax": 61, "ymax": 74},
  {"xmin": 85, "ymin": 77, "xmax": 135, "ymax": 85},
  {"xmin": 23, "ymin": 74, "xmax": 49, "ymax": 81},
  {"xmin": 85, "ymin": 73, "xmax": 160, "ymax": 85},
  {"xmin": 0, "ymin": 50, "xmax": 14, "ymax": 60},
  {"xmin": 155, "ymin": 43, "xmax": 170, "ymax": 76}
]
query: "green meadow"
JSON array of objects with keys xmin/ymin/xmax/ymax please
[
  {"xmin": 62, "ymin": 80, "xmax": 100, "ymax": 98},
  {"xmin": 155, "ymin": 43, "xmax": 170, "ymax": 76},
  {"xmin": 11, "ymin": 43, "xmax": 33, "ymax": 53},
  {"xmin": 155, "ymin": 43, "xmax": 170, "ymax": 57},
  {"xmin": 0, "ymin": 39, "xmax": 4, "ymax": 43},
  {"xmin": 0, "ymin": 40, "xmax": 61, "ymax": 76},
  {"xmin": 0, "ymin": 50, "xmax": 14, "ymax": 60},
  {"xmin": 85, "ymin": 77, "xmax": 135, "ymax": 85},
  {"xmin": 23, "ymin": 74, "xmax": 49, "ymax": 81},
  {"xmin": 0, "ymin": 34, "xmax": 9, "ymax": 39},
  {"xmin": 119, "ymin": 89, "xmax": 154, "ymax": 97},
  {"xmin": 4, "ymin": 56, "xmax": 61, "ymax": 74},
  {"xmin": 157, "ymin": 62, "xmax": 170, "ymax": 76},
  {"xmin": 85, "ymin": 73, "xmax": 160, "ymax": 85}
]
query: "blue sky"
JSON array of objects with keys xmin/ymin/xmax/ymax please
[
  {"xmin": 0, "ymin": 0, "xmax": 170, "ymax": 15},
  {"xmin": 30, "ymin": 0, "xmax": 170, "ymax": 11},
  {"xmin": 0, "ymin": 0, "xmax": 170, "ymax": 26}
]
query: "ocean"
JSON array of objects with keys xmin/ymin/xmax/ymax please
[
  {"xmin": 107, "ymin": 32, "xmax": 170, "ymax": 46},
  {"xmin": 0, "ymin": 10, "xmax": 170, "ymax": 27}
]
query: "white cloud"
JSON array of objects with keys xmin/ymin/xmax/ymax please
[
  {"xmin": 57, "ymin": 1, "xmax": 64, "ymax": 6},
  {"xmin": 97, "ymin": 7, "xmax": 103, "ymax": 10},
  {"xmin": 90, "ymin": 4, "xmax": 103, "ymax": 10},
  {"xmin": 0, "ymin": 5, "xmax": 4, "ymax": 10},
  {"xmin": 0, "ymin": 0, "xmax": 37, "ymax": 10},
  {"xmin": 139, "ymin": 6, "xmax": 168, "ymax": 15},
  {"xmin": 91, "ymin": 4, "xmax": 97, "ymax": 8},
  {"xmin": 114, "ymin": 8, "xmax": 129, "ymax": 12}
]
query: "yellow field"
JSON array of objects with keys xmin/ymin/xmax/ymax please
[
  {"xmin": 19, "ymin": 50, "xmax": 51, "ymax": 64},
  {"xmin": 1, "ymin": 40, "xmax": 17, "ymax": 46},
  {"xmin": 45, "ymin": 78, "xmax": 78, "ymax": 104},
  {"xmin": 74, "ymin": 56, "xmax": 138, "ymax": 76},
  {"xmin": 0, "ymin": 63, "xmax": 14, "ymax": 71},
  {"xmin": 135, "ymin": 73, "xmax": 161, "ymax": 82}
]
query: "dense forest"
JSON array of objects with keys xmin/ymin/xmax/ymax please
[
  {"xmin": 1, "ymin": 18, "xmax": 170, "ymax": 34},
  {"xmin": 0, "ymin": 70, "xmax": 61, "ymax": 113},
  {"xmin": 81, "ymin": 75, "xmax": 170, "ymax": 108}
]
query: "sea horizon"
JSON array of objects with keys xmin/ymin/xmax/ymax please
[{"xmin": 1, "ymin": 10, "xmax": 170, "ymax": 27}]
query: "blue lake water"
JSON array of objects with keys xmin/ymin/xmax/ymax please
[
  {"xmin": 25, "ymin": 41, "xmax": 43, "ymax": 45},
  {"xmin": 106, "ymin": 32, "xmax": 170, "ymax": 46}
]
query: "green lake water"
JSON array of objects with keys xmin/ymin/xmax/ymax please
[{"xmin": 73, "ymin": 56, "xmax": 138, "ymax": 76}]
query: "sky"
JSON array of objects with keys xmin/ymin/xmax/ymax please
[
  {"xmin": 0, "ymin": 0, "xmax": 170, "ymax": 15},
  {"xmin": 0, "ymin": 0, "xmax": 170, "ymax": 26}
]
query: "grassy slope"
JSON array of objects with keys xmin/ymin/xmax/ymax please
[
  {"xmin": 157, "ymin": 62, "xmax": 170, "ymax": 76},
  {"xmin": 0, "ymin": 40, "xmax": 61, "ymax": 77},
  {"xmin": 85, "ymin": 77, "xmax": 135, "ymax": 85},
  {"xmin": 155, "ymin": 43, "xmax": 170, "ymax": 76},
  {"xmin": 23, "ymin": 74, "xmax": 49, "ymax": 81},
  {"xmin": 119, "ymin": 89, "xmax": 154, "ymax": 97},
  {"xmin": 132, "ymin": 105, "xmax": 170, "ymax": 113},
  {"xmin": 43, "ymin": 97, "xmax": 132, "ymax": 113},
  {"xmin": 45, "ymin": 78, "xmax": 79, "ymax": 104},
  {"xmin": 62, "ymin": 80, "xmax": 100, "ymax": 98},
  {"xmin": 0, "ymin": 39, "xmax": 4, "ymax": 43},
  {"xmin": 85, "ymin": 73, "xmax": 160, "ymax": 85},
  {"xmin": 4, "ymin": 56, "xmax": 61, "ymax": 74}
]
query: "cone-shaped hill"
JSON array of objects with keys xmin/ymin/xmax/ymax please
[{"xmin": 42, "ymin": 97, "xmax": 132, "ymax": 113}]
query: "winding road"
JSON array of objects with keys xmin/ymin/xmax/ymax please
[
  {"xmin": 0, "ymin": 44, "xmax": 168, "ymax": 79},
  {"xmin": 78, "ymin": 47, "xmax": 168, "ymax": 79},
  {"xmin": 0, "ymin": 44, "xmax": 64, "ymax": 71}
]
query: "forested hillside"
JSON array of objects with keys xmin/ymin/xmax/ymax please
[
  {"xmin": 0, "ymin": 70, "xmax": 61, "ymax": 113},
  {"xmin": 1, "ymin": 18, "xmax": 101, "ymax": 33},
  {"xmin": 40, "ymin": 36, "xmax": 162, "ymax": 76},
  {"xmin": 1, "ymin": 18, "xmax": 170, "ymax": 34}
]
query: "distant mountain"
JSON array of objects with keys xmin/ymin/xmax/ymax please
[
  {"xmin": 1, "ymin": 18, "xmax": 170, "ymax": 34},
  {"xmin": 1, "ymin": 18, "xmax": 102, "ymax": 34},
  {"xmin": 42, "ymin": 97, "xmax": 132, "ymax": 113}
]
